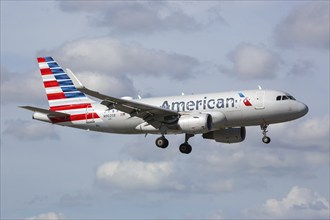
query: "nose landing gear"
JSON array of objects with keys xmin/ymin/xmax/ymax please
[
  {"xmin": 262, "ymin": 136, "xmax": 271, "ymax": 144},
  {"xmin": 261, "ymin": 124, "xmax": 271, "ymax": 144}
]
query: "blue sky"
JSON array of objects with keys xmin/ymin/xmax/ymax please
[{"xmin": 1, "ymin": 1, "xmax": 329, "ymax": 219}]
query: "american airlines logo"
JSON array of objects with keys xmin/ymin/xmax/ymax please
[
  {"xmin": 161, "ymin": 97, "xmax": 236, "ymax": 112},
  {"xmin": 161, "ymin": 92, "xmax": 253, "ymax": 112},
  {"xmin": 238, "ymin": 92, "xmax": 253, "ymax": 106}
]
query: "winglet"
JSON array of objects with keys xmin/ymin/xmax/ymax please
[{"xmin": 66, "ymin": 68, "xmax": 84, "ymax": 89}]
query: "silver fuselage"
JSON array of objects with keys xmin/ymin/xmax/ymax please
[{"xmin": 59, "ymin": 89, "xmax": 308, "ymax": 134}]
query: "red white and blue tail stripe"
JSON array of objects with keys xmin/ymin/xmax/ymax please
[{"xmin": 37, "ymin": 57, "xmax": 98, "ymax": 122}]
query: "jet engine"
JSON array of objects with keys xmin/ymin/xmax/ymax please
[
  {"xmin": 178, "ymin": 113, "xmax": 212, "ymax": 134},
  {"xmin": 203, "ymin": 127, "xmax": 246, "ymax": 143}
]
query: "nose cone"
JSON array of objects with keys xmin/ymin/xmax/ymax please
[{"xmin": 296, "ymin": 102, "xmax": 309, "ymax": 117}]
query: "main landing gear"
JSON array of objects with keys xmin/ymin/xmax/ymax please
[
  {"xmin": 155, "ymin": 136, "xmax": 169, "ymax": 148},
  {"xmin": 155, "ymin": 133, "xmax": 194, "ymax": 154},
  {"xmin": 179, "ymin": 134, "xmax": 194, "ymax": 154},
  {"xmin": 261, "ymin": 124, "xmax": 271, "ymax": 144}
]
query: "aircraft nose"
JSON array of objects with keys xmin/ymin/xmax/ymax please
[{"xmin": 296, "ymin": 102, "xmax": 309, "ymax": 117}]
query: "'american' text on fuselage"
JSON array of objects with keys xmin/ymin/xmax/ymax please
[{"xmin": 161, "ymin": 97, "xmax": 236, "ymax": 112}]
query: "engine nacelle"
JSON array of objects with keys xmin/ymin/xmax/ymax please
[
  {"xmin": 178, "ymin": 113, "xmax": 212, "ymax": 134},
  {"xmin": 206, "ymin": 111, "xmax": 226, "ymax": 128},
  {"xmin": 203, "ymin": 127, "xmax": 246, "ymax": 143}
]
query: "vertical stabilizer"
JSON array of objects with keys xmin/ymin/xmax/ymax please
[{"xmin": 37, "ymin": 57, "xmax": 94, "ymax": 113}]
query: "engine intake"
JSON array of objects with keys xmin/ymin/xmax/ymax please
[
  {"xmin": 178, "ymin": 113, "xmax": 212, "ymax": 134},
  {"xmin": 203, "ymin": 127, "xmax": 246, "ymax": 143}
]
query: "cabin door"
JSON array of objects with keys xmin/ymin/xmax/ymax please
[{"xmin": 255, "ymin": 91, "xmax": 265, "ymax": 109}]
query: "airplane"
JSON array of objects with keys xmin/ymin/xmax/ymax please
[{"xmin": 20, "ymin": 57, "xmax": 309, "ymax": 154}]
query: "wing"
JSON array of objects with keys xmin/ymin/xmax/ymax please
[{"xmin": 66, "ymin": 69, "xmax": 179, "ymax": 126}]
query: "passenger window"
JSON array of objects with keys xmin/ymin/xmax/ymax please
[
  {"xmin": 282, "ymin": 96, "xmax": 288, "ymax": 100},
  {"xmin": 276, "ymin": 96, "xmax": 281, "ymax": 101}
]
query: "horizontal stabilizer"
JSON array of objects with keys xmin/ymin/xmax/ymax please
[{"xmin": 19, "ymin": 106, "xmax": 70, "ymax": 118}]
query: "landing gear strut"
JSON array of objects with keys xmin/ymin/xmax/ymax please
[
  {"xmin": 155, "ymin": 136, "xmax": 169, "ymax": 148},
  {"xmin": 261, "ymin": 124, "xmax": 271, "ymax": 144},
  {"xmin": 179, "ymin": 134, "xmax": 194, "ymax": 154}
]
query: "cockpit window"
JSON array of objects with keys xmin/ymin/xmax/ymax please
[{"xmin": 276, "ymin": 95, "xmax": 296, "ymax": 101}]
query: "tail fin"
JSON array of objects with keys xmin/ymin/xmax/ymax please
[{"xmin": 37, "ymin": 57, "xmax": 94, "ymax": 112}]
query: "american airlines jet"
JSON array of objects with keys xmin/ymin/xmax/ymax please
[{"xmin": 21, "ymin": 57, "xmax": 309, "ymax": 154}]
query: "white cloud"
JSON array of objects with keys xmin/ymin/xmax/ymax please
[
  {"xmin": 96, "ymin": 160, "xmax": 183, "ymax": 191},
  {"xmin": 182, "ymin": 132, "xmax": 329, "ymax": 182},
  {"xmin": 286, "ymin": 115, "xmax": 329, "ymax": 147},
  {"xmin": 95, "ymin": 158, "xmax": 234, "ymax": 193},
  {"xmin": 272, "ymin": 114, "xmax": 330, "ymax": 151},
  {"xmin": 220, "ymin": 43, "xmax": 282, "ymax": 79},
  {"xmin": 273, "ymin": 2, "xmax": 330, "ymax": 49},
  {"xmin": 97, "ymin": 136, "xmax": 320, "ymax": 194},
  {"xmin": 3, "ymin": 119, "xmax": 60, "ymax": 141},
  {"xmin": 41, "ymin": 37, "xmax": 200, "ymax": 81},
  {"xmin": 58, "ymin": 1, "xmax": 198, "ymax": 34},
  {"xmin": 57, "ymin": 2, "xmax": 223, "ymax": 34},
  {"xmin": 245, "ymin": 186, "xmax": 330, "ymax": 219},
  {"xmin": 192, "ymin": 145, "xmax": 302, "ymax": 177},
  {"xmin": 27, "ymin": 212, "xmax": 65, "ymax": 220},
  {"xmin": 1, "ymin": 67, "xmax": 45, "ymax": 105},
  {"xmin": 77, "ymin": 71, "xmax": 137, "ymax": 98}
]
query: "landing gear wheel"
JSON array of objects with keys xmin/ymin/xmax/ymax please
[
  {"xmin": 179, "ymin": 143, "xmax": 192, "ymax": 154},
  {"xmin": 262, "ymin": 136, "xmax": 271, "ymax": 144},
  {"xmin": 155, "ymin": 136, "xmax": 169, "ymax": 148},
  {"xmin": 260, "ymin": 124, "xmax": 271, "ymax": 144}
]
